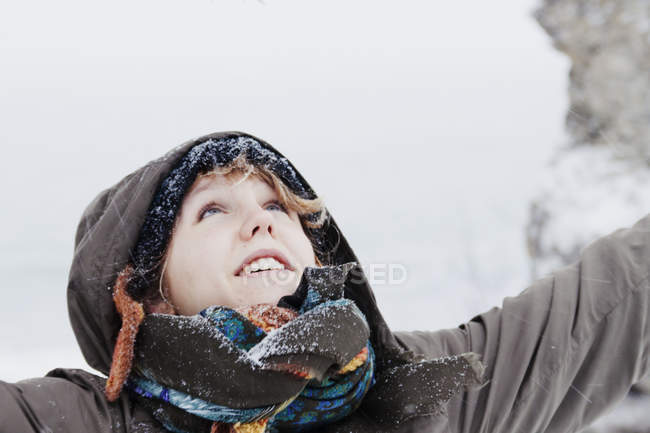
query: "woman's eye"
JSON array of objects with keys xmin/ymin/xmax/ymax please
[
  {"xmin": 266, "ymin": 201, "xmax": 288, "ymax": 213},
  {"xmin": 198, "ymin": 202, "xmax": 224, "ymax": 220}
]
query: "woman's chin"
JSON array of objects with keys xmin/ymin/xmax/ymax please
[{"xmin": 235, "ymin": 269, "xmax": 300, "ymax": 304}]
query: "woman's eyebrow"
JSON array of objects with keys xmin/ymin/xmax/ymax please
[
  {"xmin": 180, "ymin": 185, "xmax": 220, "ymax": 219},
  {"xmin": 186, "ymin": 178, "xmax": 234, "ymax": 204},
  {"xmin": 188, "ymin": 178, "xmax": 215, "ymax": 197},
  {"xmin": 185, "ymin": 190, "xmax": 223, "ymax": 211}
]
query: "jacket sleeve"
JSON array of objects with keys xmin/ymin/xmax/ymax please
[
  {"xmin": 0, "ymin": 368, "xmax": 144, "ymax": 433},
  {"xmin": 394, "ymin": 212, "xmax": 650, "ymax": 433}
]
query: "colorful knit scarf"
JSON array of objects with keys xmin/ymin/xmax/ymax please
[{"xmin": 126, "ymin": 263, "xmax": 376, "ymax": 433}]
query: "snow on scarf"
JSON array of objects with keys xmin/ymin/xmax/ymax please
[{"xmin": 128, "ymin": 264, "xmax": 375, "ymax": 433}]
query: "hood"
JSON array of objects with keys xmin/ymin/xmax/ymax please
[{"xmin": 67, "ymin": 131, "xmax": 413, "ymax": 379}]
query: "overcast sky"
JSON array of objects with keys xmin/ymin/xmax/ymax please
[{"xmin": 1, "ymin": 0, "xmax": 568, "ymax": 381}]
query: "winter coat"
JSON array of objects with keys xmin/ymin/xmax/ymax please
[{"xmin": 2, "ymin": 131, "xmax": 650, "ymax": 433}]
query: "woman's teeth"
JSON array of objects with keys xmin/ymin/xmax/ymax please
[{"xmin": 243, "ymin": 257, "xmax": 285, "ymax": 275}]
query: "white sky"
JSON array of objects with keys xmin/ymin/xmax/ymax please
[{"xmin": 1, "ymin": 0, "xmax": 568, "ymax": 381}]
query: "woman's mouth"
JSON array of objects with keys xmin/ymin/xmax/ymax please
[
  {"xmin": 235, "ymin": 252, "xmax": 294, "ymax": 277},
  {"xmin": 238, "ymin": 268, "xmax": 294, "ymax": 279}
]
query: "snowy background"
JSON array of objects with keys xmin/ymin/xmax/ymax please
[{"xmin": 2, "ymin": 0, "xmax": 647, "ymax": 431}]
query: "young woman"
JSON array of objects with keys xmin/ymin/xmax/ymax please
[{"xmin": 2, "ymin": 131, "xmax": 649, "ymax": 433}]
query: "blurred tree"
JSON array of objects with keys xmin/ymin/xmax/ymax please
[{"xmin": 529, "ymin": 1, "xmax": 650, "ymax": 431}]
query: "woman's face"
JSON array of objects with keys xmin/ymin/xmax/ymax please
[{"xmin": 163, "ymin": 172, "xmax": 316, "ymax": 315}]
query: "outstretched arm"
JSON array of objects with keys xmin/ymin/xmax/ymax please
[
  {"xmin": 395, "ymin": 213, "xmax": 650, "ymax": 433},
  {"xmin": 0, "ymin": 368, "xmax": 142, "ymax": 433}
]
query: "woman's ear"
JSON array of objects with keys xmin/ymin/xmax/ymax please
[
  {"xmin": 145, "ymin": 299, "xmax": 176, "ymax": 315},
  {"xmin": 148, "ymin": 253, "xmax": 177, "ymax": 314}
]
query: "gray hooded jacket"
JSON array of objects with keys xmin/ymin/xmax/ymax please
[{"xmin": 2, "ymin": 132, "xmax": 650, "ymax": 433}]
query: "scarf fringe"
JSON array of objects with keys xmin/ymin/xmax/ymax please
[
  {"xmin": 105, "ymin": 264, "xmax": 145, "ymax": 401},
  {"xmin": 210, "ymin": 417, "xmax": 269, "ymax": 432}
]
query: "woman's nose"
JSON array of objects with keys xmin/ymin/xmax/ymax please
[{"xmin": 239, "ymin": 206, "xmax": 275, "ymax": 241}]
